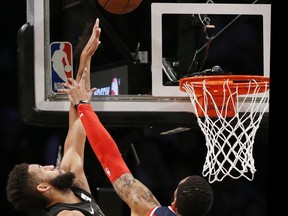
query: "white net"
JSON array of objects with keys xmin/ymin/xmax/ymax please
[{"xmin": 182, "ymin": 77, "xmax": 269, "ymax": 183}]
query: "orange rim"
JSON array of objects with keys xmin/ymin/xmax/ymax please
[{"xmin": 179, "ymin": 75, "xmax": 270, "ymax": 95}]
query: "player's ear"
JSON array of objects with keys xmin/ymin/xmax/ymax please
[{"xmin": 37, "ymin": 183, "xmax": 51, "ymax": 193}]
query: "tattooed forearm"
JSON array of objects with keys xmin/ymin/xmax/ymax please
[{"xmin": 112, "ymin": 173, "xmax": 160, "ymax": 208}]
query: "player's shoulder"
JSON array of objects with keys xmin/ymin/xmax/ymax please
[{"xmin": 149, "ymin": 206, "xmax": 176, "ymax": 216}]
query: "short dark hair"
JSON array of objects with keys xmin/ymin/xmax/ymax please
[
  {"xmin": 6, "ymin": 163, "xmax": 47, "ymax": 213},
  {"xmin": 175, "ymin": 175, "xmax": 213, "ymax": 216}
]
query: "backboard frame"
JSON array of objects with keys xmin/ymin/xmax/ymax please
[{"xmin": 18, "ymin": 0, "xmax": 270, "ymax": 127}]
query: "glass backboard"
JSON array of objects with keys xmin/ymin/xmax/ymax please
[{"xmin": 18, "ymin": 0, "xmax": 270, "ymax": 127}]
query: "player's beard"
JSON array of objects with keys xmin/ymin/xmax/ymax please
[{"xmin": 49, "ymin": 172, "xmax": 76, "ymax": 192}]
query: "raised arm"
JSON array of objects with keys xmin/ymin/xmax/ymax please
[
  {"xmin": 58, "ymin": 18, "xmax": 101, "ymax": 193},
  {"xmin": 59, "ymin": 70, "xmax": 160, "ymax": 216}
]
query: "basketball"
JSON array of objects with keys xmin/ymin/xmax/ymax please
[{"xmin": 97, "ymin": 0, "xmax": 142, "ymax": 14}]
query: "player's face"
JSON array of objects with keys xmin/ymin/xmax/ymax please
[
  {"xmin": 29, "ymin": 164, "xmax": 75, "ymax": 190},
  {"xmin": 29, "ymin": 164, "xmax": 64, "ymax": 181},
  {"xmin": 172, "ymin": 177, "xmax": 189, "ymax": 203}
]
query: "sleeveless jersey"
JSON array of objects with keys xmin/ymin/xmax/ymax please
[
  {"xmin": 149, "ymin": 206, "xmax": 177, "ymax": 216},
  {"xmin": 46, "ymin": 186, "xmax": 105, "ymax": 216}
]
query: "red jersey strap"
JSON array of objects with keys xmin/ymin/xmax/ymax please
[{"xmin": 77, "ymin": 104, "xmax": 131, "ymax": 183}]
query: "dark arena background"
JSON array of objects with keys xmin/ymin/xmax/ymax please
[{"xmin": 0, "ymin": 0, "xmax": 274, "ymax": 215}]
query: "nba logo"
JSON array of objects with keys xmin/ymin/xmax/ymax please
[{"xmin": 50, "ymin": 42, "xmax": 73, "ymax": 93}]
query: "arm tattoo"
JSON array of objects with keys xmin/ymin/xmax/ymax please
[{"xmin": 112, "ymin": 173, "xmax": 160, "ymax": 207}]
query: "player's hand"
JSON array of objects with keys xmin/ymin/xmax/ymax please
[
  {"xmin": 82, "ymin": 18, "xmax": 101, "ymax": 58},
  {"xmin": 59, "ymin": 68, "xmax": 96, "ymax": 106}
]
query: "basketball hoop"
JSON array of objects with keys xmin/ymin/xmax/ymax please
[{"xmin": 179, "ymin": 75, "xmax": 270, "ymax": 183}]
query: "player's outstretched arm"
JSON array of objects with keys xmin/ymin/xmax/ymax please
[{"xmin": 60, "ymin": 71, "xmax": 160, "ymax": 215}]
